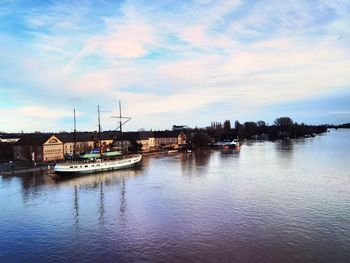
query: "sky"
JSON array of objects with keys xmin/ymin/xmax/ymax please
[{"xmin": 0, "ymin": 0, "xmax": 350, "ymax": 133}]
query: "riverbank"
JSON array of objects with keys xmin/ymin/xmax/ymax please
[
  {"xmin": 0, "ymin": 150, "xmax": 180, "ymax": 176},
  {"xmin": 0, "ymin": 162, "xmax": 52, "ymax": 176}
]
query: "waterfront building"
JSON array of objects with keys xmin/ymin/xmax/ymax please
[
  {"xmin": 57, "ymin": 131, "xmax": 115, "ymax": 156},
  {"xmin": 154, "ymin": 131, "xmax": 186, "ymax": 150},
  {"xmin": 137, "ymin": 132, "xmax": 156, "ymax": 151},
  {"xmin": 11, "ymin": 130, "xmax": 187, "ymax": 162},
  {"xmin": 114, "ymin": 131, "xmax": 155, "ymax": 152},
  {"xmin": 114, "ymin": 131, "xmax": 186, "ymax": 151},
  {"xmin": 13, "ymin": 134, "xmax": 64, "ymax": 162}
]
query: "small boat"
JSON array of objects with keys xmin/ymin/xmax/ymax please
[
  {"xmin": 54, "ymin": 102, "xmax": 142, "ymax": 176},
  {"xmin": 213, "ymin": 139, "xmax": 241, "ymax": 150}
]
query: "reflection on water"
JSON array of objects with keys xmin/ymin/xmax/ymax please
[
  {"xmin": 0, "ymin": 129, "xmax": 350, "ymax": 263},
  {"xmin": 74, "ymin": 185, "xmax": 79, "ymax": 227},
  {"xmin": 120, "ymin": 176, "xmax": 127, "ymax": 224},
  {"xmin": 179, "ymin": 149, "xmax": 212, "ymax": 165},
  {"xmin": 98, "ymin": 182, "xmax": 105, "ymax": 225}
]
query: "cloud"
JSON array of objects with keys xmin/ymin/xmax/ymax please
[
  {"xmin": 87, "ymin": 18, "xmax": 157, "ymax": 58},
  {"xmin": 0, "ymin": 106, "xmax": 81, "ymax": 132},
  {"xmin": 1, "ymin": 0, "xmax": 350, "ymax": 131}
]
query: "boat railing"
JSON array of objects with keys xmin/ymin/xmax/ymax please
[{"xmin": 56, "ymin": 153, "xmax": 141, "ymax": 165}]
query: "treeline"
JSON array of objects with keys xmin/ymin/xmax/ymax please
[
  {"xmin": 186, "ymin": 117, "xmax": 329, "ymax": 147},
  {"xmin": 328, "ymin": 123, "xmax": 350, "ymax": 128}
]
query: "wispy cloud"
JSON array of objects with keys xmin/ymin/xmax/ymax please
[{"xmin": 1, "ymin": 0, "xmax": 350, "ymax": 132}]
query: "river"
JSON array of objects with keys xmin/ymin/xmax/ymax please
[{"xmin": 0, "ymin": 129, "xmax": 349, "ymax": 262}]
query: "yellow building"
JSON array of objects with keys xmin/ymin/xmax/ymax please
[
  {"xmin": 154, "ymin": 131, "xmax": 186, "ymax": 149},
  {"xmin": 114, "ymin": 131, "xmax": 186, "ymax": 151},
  {"xmin": 14, "ymin": 134, "xmax": 64, "ymax": 162},
  {"xmin": 57, "ymin": 132, "xmax": 115, "ymax": 155}
]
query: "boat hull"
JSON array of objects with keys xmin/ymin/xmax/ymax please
[{"xmin": 54, "ymin": 155, "xmax": 142, "ymax": 176}]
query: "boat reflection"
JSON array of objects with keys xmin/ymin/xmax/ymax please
[
  {"xmin": 62, "ymin": 169, "xmax": 139, "ymax": 228},
  {"xmin": 99, "ymin": 182, "xmax": 105, "ymax": 225},
  {"xmin": 219, "ymin": 148, "xmax": 241, "ymax": 155},
  {"xmin": 4, "ymin": 166, "xmax": 142, "ymax": 228},
  {"xmin": 53, "ymin": 167, "xmax": 142, "ymax": 187},
  {"xmin": 120, "ymin": 176, "xmax": 127, "ymax": 224},
  {"xmin": 73, "ymin": 185, "xmax": 79, "ymax": 227}
]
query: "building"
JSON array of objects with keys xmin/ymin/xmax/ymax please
[
  {"xmin": 172, "ymin": 125, "xmax": 189, "ymax": 131},
  {"xmin": 114, "ymin": 131, "xmax": 186, "ymax": 152},
  {"xmin": 11, "ymin": 129, "xmax": 187, "ymax": 162},
  {"xmin": 57, "ymin": 131, "xmax": 116, "ymax": 156},
  {"xmin": 114, "ymin": 131, "xmax": 155, "ymax": 152},
  {"xmin": 0, "ymin": 133, "xmax": 21, "ymax": 143},
  {"xmin": 14, "ymin": 134, "xmax": 64, "ymax": 162},
  {"xmin": 154, "ymin": 131, "xmax": 186, "ymax": 149}
]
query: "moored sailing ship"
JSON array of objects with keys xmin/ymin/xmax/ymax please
[
  {"xmin": 54, "ymin": 154, "xmax": 142, "ymax": 175},
  {"xmin": 54, "ymin": 102, "xmax": 142, "ymax": 175}
]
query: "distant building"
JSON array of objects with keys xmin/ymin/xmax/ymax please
[
  {"xmin": 0, "ymin": 134, "xmax": 21, "ymax": 143},
  {"xmin": 14, "ymin": 134, "xmax": 64, "ymax": 162},
  {"xmin": 154, "ymin": 131, "xmax": 186, "ymax": 149},
  {"xmin": 172, "ymin": 125, "xmax": 189, "ymax": 131},
  {"xmin": 114, "ymin": 130, "xmax": 186, "ymax": 151}
]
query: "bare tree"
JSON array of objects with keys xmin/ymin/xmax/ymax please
[
  {"xmin": 223, "ymin": 120, "xmax": 231, "ymax": 130},
  {"xmin": 274, "ymin": 117, "xmax": 293, "ymax": 127}
]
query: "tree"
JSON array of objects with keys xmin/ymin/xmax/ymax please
[
  {"xmin": 223, "ymin": 120, "xmax": 231, "ymax": 130},
  {"xmin": 235, "ymin": 120, "xmax": 244, "ymax": 138},
  {"xmin": 211, "ymin": 122, "xmax": 222, "ymax": 130},
  {"xmin": 256, "ymin": 120, "xmax": 267, "ymax": 134},
  {"xmin": 191, "ymin": 131, "xmax": 213, "ymax": 147},
  {"xmin": 234, "ymin": 120, "xmax": 241, "ymax": 130},
  {"xmin": 129, "ymin": 140, "xmax": 142, "ymax": 152},
  {"xmin": 256, "ymin": 120, "xmax": 266, "ymax": 127},
  {"xmin": 243, "ymin": 122, "xmax": 258, "ymax": 139},
  {"xmin": 274, "ymin": 117, "xmax": 293, "ymax": 127}
]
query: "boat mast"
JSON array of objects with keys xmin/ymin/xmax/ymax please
[
  {"xmin": 98, "ymin": 105, "xmax": 102, "ymax": 157},
  {"xmin": 73, "ymin": 109, "xmax": 77, "ymax": 161},
  {"xmin": 119, "ymin": 101, "xmax": 122, "ymax": 133},
  {"xmin": 111, "ymin": 101, "xmax": 131, "ymax": 155},
  {"xmin": 119, "ymin": 101, "xmax": 124, "ymax": 155}
]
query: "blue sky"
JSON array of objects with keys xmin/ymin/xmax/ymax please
[{"xmin": 1, "ymin": 0, "xmax": 350, "ymax": 132}]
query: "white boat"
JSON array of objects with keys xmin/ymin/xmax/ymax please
[
  {"xmin": 213, "ymin": 139, "xmax": 240, "ymax": 149},
  {"xmin": 54, "ymin": 154, "xmax": 142, "ymax": 175}
]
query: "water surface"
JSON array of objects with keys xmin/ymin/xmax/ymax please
[{"xmin": 1, "ymin": 129, "xmax": 349, "ymax": 262}]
